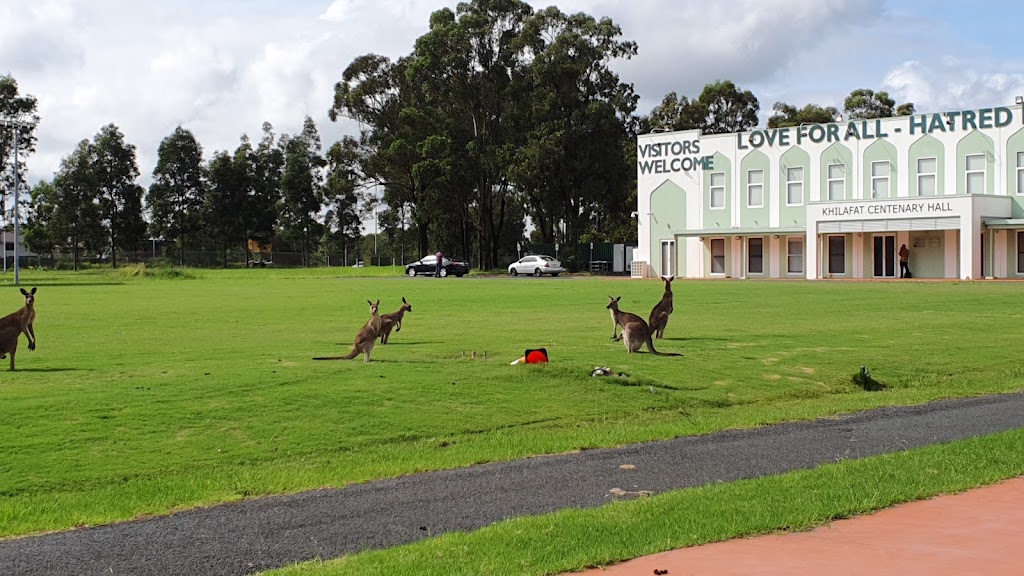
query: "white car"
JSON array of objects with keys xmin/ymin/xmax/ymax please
[{"xmin": 508, "ymin": 254, "xmax": 564, "ymax": 277}]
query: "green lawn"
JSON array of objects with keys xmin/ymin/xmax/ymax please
[{"xmin": 1, "ymin": 267, "xmax": 1022, "ymax": 539}]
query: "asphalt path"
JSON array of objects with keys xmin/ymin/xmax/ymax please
[{"xmin": 4, "ymin": 392, "xmax": 1024, "ymax": 576}]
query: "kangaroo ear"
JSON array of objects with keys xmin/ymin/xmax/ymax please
[
  {"xmin": 31, "ymin": 287, "xmax": 37, "ymax": 294},
  {"xmin": 367, "ymin": 300, "xmax": 372, "ymax": 306},
  {"xmin": 615, "ymin": 296, "xmax": 621, "ymax": 302},
  {"xmin": 375, "ymin": 299, "xmax": 380, "ymax": 306},
  {"xmin": 402, "ymin": 296, "xmax": 407, "ymax": 304},
  {"xmin": 20, "ymin": 288, "xmax": 27, "ymax": 296}
]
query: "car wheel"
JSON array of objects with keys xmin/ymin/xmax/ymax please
[
  {"xmin": 533, "ymin": 268, "xmax": 543, "ymax": 277},
  {"xmin": 510, "ymin": 268, "xmax": 518, "ymax": 276},
  {"xmin": 440, "ymin": 267, "xmax": 449, "ymax": 278},
  {"xmin": 407, "ymin": 268, "xmax": 417, "ymax": 277}
]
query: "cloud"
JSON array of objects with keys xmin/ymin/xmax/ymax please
[
  {"xmin": 883, "ymin": 60, "xmax": 1024, "ymax": 113},
  {"xmin": 6, "ymin": 0, "xmax": 1024, "ymax": 193}
]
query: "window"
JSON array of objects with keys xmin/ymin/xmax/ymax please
[
  {"xmin": 1018, "ymin": 231, "xmax": 1024, "ymax": 274},
  {"xmin": 828, "ymin": 236, "xmax": 846, "ymax": 275},
  {"xmin": 747, "ymin": 237, "xmax": 763, "ymax": 274},
  {"xmin": 710, "ymin": 238, "xmax": 726, "ymax": 274},
  {"xmin": 746, "ymin": 169, "xmax": 763, "ymax": 207},
  {"xmin": 710, "ymin": 172, "xmax": 725, "ymax": 209},
  {"xmin": 1017, "ymin": 152, "xmax": 1024, "ymax": 195},
  {"xmin": 917, "ymin": 157, "xmax": 937, "ymax": 196},
  {"xmin": 786, "ymin": 167, "xmax": 803, "ymax": 205},
  {"xmin": 787, "ymin": 237, "xmax": 804, "ymax": 274},
  {"xmin": 966, "ymin": 153, "xmax": 985, "ymax": 194},
  {"xmin": 3, "ymin": 243, "xmax": 12, "ymax": 251},
  {"xmin": 871, "ymin": 161, "xmax": 890, "ymax": 199},
  {"xmin": 827, "ymin": 164, "xmax": 845, "ymax": 201}
]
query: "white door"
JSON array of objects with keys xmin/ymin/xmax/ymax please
[{"xmin": 660, "ymin": 240, "xmax": 676, "ymax": 277}]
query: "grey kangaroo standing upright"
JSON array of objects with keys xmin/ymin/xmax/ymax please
[
  {"xmin": 313, "ymin": 299, "xmax": 382, "ymax": 362},
  {"xmin": 648, "ymin": 275, "xmax": 674, "ymax": 339},
  {"xmin": 0, "ymin": 287, "xmax": 37, "ymax": 371},
  {"xmin": 606, "ymin": 296, "xmax": 680, "ymax": 356},
  {"xmin": 378, "ymin": 297, "xmax": 412, "ymax": 344}
]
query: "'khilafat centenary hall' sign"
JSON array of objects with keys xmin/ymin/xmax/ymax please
[{"xmin": 638, "ymin": 106, "xmax": 1016, "ymax": 176}]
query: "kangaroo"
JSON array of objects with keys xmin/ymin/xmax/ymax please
[
  {"xmin": 648, "ymin": 275, "xmax": 674, "ymax": 339},
  {"xmin": 313, "ymin": 299, "xmax": 381, "ymax": 362},
  {"xmin": 606, "ymin": 296, "xmax": 680, "ymax": 356},
  {"xmin": 379, "ymin": 297, "xmax": 412, "ymax": 344},
  {"xmin": 0, "ymin": 287, "xmax": 37, "ymax": 371}
]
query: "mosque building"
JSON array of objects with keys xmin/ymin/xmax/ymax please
[{"xmin": 632, "ymin": 101, "xmax": 1024, "ymax": 280}]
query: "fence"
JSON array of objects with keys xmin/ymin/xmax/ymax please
[
  {"xmin": 28, "ymin": 250, "xmax": 388, "ymax": 270},
  {"xmin": 520, "ymin": 243, "xmax": 636, "ymax": 274}
]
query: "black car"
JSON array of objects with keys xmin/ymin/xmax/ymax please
[{"xmin": 405, "ymin": 255, "xmax": 471, "ymax": 277}]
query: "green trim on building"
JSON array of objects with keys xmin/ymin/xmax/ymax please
[
  {"xmin": 649, "ymin": 179, "xmax": 686, "ymax": 278},
  {"xmin": 819, "ymin": 143, "xmax": 853, "ymax": 201},
  {"xmin": 862, "ymin": 139, "xmax": 899, "ymax": 199},
  {"xmin": 1005, "ymin": 127, "xmax": 1024, "ymax": 217},
  {"xmin": 739, "ymin": 149, "xmax": 770, "ymax": 228},
  {"xmin": 702, "ymin": 152, "xmax": 732, "ymax": 231},
  {"xmin": 908, "ymin": 134, "xmax": 945, "ymax": 197},
  {"xmin": 779, "ymin": 146, "xmax": 809, "ymax": 227},
  {"xmin": 955, "ymin": 131, "xmax": 995, "ymax": 195}
]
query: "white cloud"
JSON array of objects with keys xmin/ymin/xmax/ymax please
[
  {"xmin": 883, "ymin": 60, "xmax": 1024, "ymax": 113},
  {"xmin": 4, "ymin": 0, "xmax": 1023, "ymax": 192}
]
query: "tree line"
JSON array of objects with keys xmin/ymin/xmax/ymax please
[{"xmin": 0, "ymin": 0, "xmax": 915, "ymax": 271}]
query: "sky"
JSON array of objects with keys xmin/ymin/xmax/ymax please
[{"xmin": 3, "ymin": 0, "xmax": 1024, "ymax": 195}]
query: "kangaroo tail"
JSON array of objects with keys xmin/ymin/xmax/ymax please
[{"xmin": 313, "ymin": 348, "xmax": 360, "ymax": 360}]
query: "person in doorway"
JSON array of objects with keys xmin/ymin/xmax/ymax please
[
  {"xmin": 899, "ymin": 243, "xmax": 911, "ymax": 278},
  {"xmin": 434, "ymin": 249, "xmax": 444, "ymax": 277}
]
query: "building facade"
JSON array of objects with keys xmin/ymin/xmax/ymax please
[{"xmin": 634, "ymin": 103, "xmax": 1024, "ymax": 280}]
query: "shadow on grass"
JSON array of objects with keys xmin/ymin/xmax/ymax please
[
  {"xmin": 662, "ymin": 337, "xmax": 732, "ymax": 342},
  {"xmin": 7, "ymin": 367, "xmax": 90, "ymax": 373},
  {"xmin": 0, "ymin": 282, "xmax": 127, "ymax": 287},
  {"xmin": 852, "ymin": 367, "xmax": 887, "ymax": 391}
]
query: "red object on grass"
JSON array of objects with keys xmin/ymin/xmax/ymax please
[{"xmin": 525, "ymin": 349, "xmax": 548, "ymax": 364}]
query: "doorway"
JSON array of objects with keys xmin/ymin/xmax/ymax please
[
  {"xmin": 873, "ymin": 234, "xmax": 896, "ymax": 278},
  {"xmin": 660, "ymin": 240, "xmax": 676, "ymax": 277}
]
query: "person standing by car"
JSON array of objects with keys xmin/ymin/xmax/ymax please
[{"xmin": 434, "ymin": 249, "xmax": 444, "ymax": 277}]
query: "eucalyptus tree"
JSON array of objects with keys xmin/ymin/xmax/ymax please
[
  {"xmin": 0, "ymin": 75, "xmax": 40, "ymax": 224},
  {"xmin": 645, "ymin": 91, "xmax": 706, "ymax": 132},
  {"xmin": 205, "ymin": 145, "xmax": 249, "ymax": 267},
  {"xmin": 278, "ymin": 116, "xmax": 325, "ymax": 265},
  {"xmin": 509, "ymin": 6, "xmax": 638, "ymax": 260},
  {"xmin": 696, "ymin": 80, "xmax": 760, "ymax": 134},
  {"xmin": 406, "ymin": 0, "xmax": 537, "ymax": 269},
  {"xmin": 92, "ymin": 124, "xmax": 146, "ymax": 267},
  {"xmin": 844, "ymin": 88, "xmax": 915, "ymax": 119},
  {"xmin": 146, "ymin": 126, "xmax": 206, "ymax": 266},
  {"xmin": 24, "ymin": 180, "xmax": 59, "ymax": 260},
  {"xmin": 330, "ymin": 52, "xmax": 448, "ymax": 259},
  {"xmin": 251, "ymin": 122, "xmax": 284, "ymax": 251},
  {"xmin": 766, "ymin": 102, "xmax": 840, "ymax": 128},
  {"xmin": 321, "ymin": 136, "xmax": 365, "ymax": 259},
  {"xmin": 646, "ymin": 81, "xmax": 760, "ymax": 135},
  {"xmin": 50, "ymin": 140, "xmax": 104, "ymax": 270}
]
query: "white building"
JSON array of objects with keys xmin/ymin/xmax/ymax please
[{"xmin": 634, "ymin": 102, "xmax": 1024, "ymax": 280}]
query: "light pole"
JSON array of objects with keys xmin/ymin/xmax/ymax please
[{"xmin": 1, "ymin": 117, "xmax": 24, "ymax": 285}]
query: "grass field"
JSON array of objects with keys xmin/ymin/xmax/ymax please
[{"xmin": 1, "ymin": 266, "xmax": 1023, "ymax": 544}]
